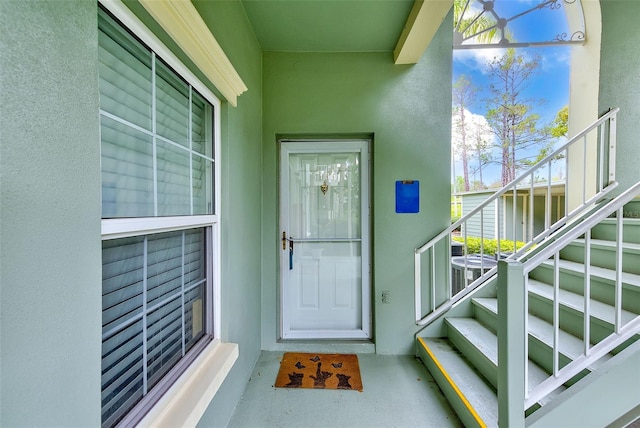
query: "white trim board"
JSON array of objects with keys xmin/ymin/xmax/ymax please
[{"xmin": 99, "ymin": 0, "xmax": 245, "ymax": 106}]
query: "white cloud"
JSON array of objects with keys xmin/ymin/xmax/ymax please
[
  {"xmin": 453, "ymin": 48, "xmax": 507, "ymax": 74},
  {"xmin": 452, "ymin": 108, "xmax": 494, "ymax": 152},
  {"xmin": 454, "ymin": 45, "xmax": 570, "ymax": 75}
]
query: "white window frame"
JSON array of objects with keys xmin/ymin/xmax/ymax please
[
  {"xmin": 98, "ymin": 1, "xmax": 235, "ymax": 426},
  {"xmin": 99, "ymin": 0, "xmax": 221, "ymax": 340}
]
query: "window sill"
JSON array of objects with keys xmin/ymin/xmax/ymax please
[{"xmin": 137, "ymin": 340, "xmax": 239, "ymax": 427}]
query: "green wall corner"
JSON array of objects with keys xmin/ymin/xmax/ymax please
[{"xmin": 260, "ymin": 11, "xmax": 453, "ymax": 355}]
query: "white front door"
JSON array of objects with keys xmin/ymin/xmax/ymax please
[{"xmin": 280, "ymin": 140, "xmax": 370, "ymax": 339}]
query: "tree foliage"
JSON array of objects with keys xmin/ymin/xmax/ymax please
[
  {"xmin": 453, "ymin": 0, "xmax": 499, "ymax": 45},
  {"xmin": 452, "ymin": 76, "xmax": 494, "ymax": 192},
  {"xmin": 452, "ymin": 75, "xmax": 476, "ymax": 191},
  {"xmin": 468, "ymin": 116, "xmax": 492, "ymax": 188},
  {"xmin": 484, "ymin": 49, "xmax": 554, "ymax": 185},
  {"xmin": 452, "ymin": 236, "xmax": 526, "ymax": 255},
  {"xmin": 551, "ymin": 105, "xmax": 569, "ymax": 138}
]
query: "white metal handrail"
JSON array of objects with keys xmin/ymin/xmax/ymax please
[
  {"xmin": 415, "ymin": 108, "xmax": 620, "ymax": 325},
  {"xmin": 522, "ymin": 181, "xmax": 640, "ymax": 408}
]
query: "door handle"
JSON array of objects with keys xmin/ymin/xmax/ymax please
[
  {"xmin": 283, "ymin": 231, "xmax": 294, "ymax": 269},
  {"xmin": 289, "ymin": 238, "xmax": 294, "ymax": 270}
]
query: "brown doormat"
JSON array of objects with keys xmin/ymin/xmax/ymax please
[{"xmin": 274, "ymin": 353, "xmax": 363, "ymax": 391}]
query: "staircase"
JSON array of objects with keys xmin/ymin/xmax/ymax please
[{"xmin": 416, "ymin": 196, "xmax": 640, "ymax": 427}]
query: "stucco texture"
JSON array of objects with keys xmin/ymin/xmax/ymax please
[
  {"xmin": 260, "ymin": 12, "xmax": 453, "ymax": 355},
  {"xmin": 599, "ymin": 0, "xmax": 640, "ymax": 194},
  {"xmin": 0, "ymin": 1, "xmax": 102, "ymax": 425}
]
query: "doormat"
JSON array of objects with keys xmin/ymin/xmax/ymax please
[{"xmin": 274, "ymin": 353, "xmax": 363, "ymax": 391}]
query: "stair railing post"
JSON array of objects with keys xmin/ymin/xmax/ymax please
[{"xmin": 497, "ymin": 259, "xmax": 526, "ymax": 427}]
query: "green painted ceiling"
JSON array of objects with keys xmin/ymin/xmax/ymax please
[{"xmin": 237, "ymin": 0, "xmax": 415, "ymax": 52}]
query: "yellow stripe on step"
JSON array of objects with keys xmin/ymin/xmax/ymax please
[{"xmin": 418, "ymin": 337, "xmax": 487, "ymax": 428}]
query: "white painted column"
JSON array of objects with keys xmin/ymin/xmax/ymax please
[
  {"xmin": 567, "ymin": 0, "xmax": 602, "ymax": 211},
  {"xmin": 497, "ymin": 259, "xmax": 526, "ymax": 427}
]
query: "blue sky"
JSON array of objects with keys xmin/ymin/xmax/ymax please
[
  {"xmin": 452, "ymin": 0, "xmax": 574, "ymax": 187},
  {"xmin": 453, "ymin": 45, "xmax": 570, "ymax": 123}
]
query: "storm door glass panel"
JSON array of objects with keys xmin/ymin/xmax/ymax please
[
  {"xmin": 101, "ymin": 116, "xmax": 154, "ymax": 218},
  {"xmin": 288, "ymin": 152, "xmax": 361, "ymax": 239},
  {"xmin": 98, "ymin": 9, "xmax": 152, "ymax": 132},
  {"xmin": 156, "ymin": 60, "xmax": 189, "ymax": 147}
]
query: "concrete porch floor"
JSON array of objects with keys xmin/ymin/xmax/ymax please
[{"xmin": 227, "ymin": 351, "xmax": 463, "ymax": 428}]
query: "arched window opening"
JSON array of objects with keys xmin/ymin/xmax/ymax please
[{"xmin": 454, "ymin": 0, "xmax": 585, "ymax": 49}]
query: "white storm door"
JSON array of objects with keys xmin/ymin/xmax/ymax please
[{"xmin": 280, "ymin": 141, "xmax": 370, "ymax": 339}]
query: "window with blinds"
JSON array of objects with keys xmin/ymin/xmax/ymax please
[
  {"xmin": 98, "ymin": 7, "xmax": 218, "ymax": 428},
  {"xmin": 99, "ymin": 8, "xmax": 214, "ymax": 218}
]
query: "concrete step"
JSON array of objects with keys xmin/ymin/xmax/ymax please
[
  {"xmin": 527, "ymin": 279, "xmax": 638, "ymax": 344},
  {"xmin": 560, "ymin": 238, "xmax": 640, "ymax": 275},
  {"xmin": 591, "ymin": 218, "xmax": 640, "ymax": 244},
  {"xmin": 445, "ymin": 317, "xmax": 565, "ymax": 407},
  {"xmin": 417, "ymin": 337, "xmax": 498, "ymax": 428},
  {"xmin": 529, "ymin": 259, "xmax": 640, "ymax": 314},
  {"xmin": 472, "ymin": 297, "xmax": 611, "ymax": 378}
]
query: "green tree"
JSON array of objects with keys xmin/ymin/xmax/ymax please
[
  {"xmin": 521, "ymin": 105, "xmax": 568, "ymax": 172},
  {"xmin": 468, "ymin": 115, "xmax": 492, "ymax": 189},
  {"xmin": 453, "ymin": 176, "xmax": 466, "ymax": 193},
  {"xmin": 551, "ymin": 105, "xmax": 569, "ymax": 138},
  {"xmin": 485, "ymin": 49, "xmax": 554, "ymax": 185},
  {"xmin": 452, "ymin": 75, "xmax": 476, "ymax": 191},
  {"xmin": 453, "ymin": 0, "xmax": 499, "ymax": 46}
]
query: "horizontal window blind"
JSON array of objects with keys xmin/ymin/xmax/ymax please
[
  {"xmin": 101, "ymin": 229, "xmax": 206, "ymax": 427},
  {"xmin": 99, "ymin": 8, "xmax": 214, "ymax": 219},
  {"xmin": 99, "ymin": 7, "xmax": 215, "ymax": 428}
]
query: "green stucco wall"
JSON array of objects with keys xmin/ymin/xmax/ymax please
[
  {"xmin": 121, "ymin": 1, "xmax": 265, "ymax": 426},
  {"xmin": 0, "ymin": 1, "xmax": 102, "ymax": 425},
  {"xmin": 260, "ymin": 12, "xmax": 453, "ymax": 355},
  {"xmin": 599, "ymin": 0, "xmax": 640, "ymax": 194},
  {"xmin": 192, "ymin": 1, "xmax": 264, "ymax": 426},
  {"xmin": 1, "ymin": 0, "xmax": 263, "ymax": 426}
]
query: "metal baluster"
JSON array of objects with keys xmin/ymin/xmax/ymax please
[
  {"xmin": 496, "ymin": 198, "xmax": 501, "ymax": 256},
  {"xmin": 583, "ymin": 135, "xmax": 587, "ymax": 205},
  {"xmin": 598, "ymin": 122, "xmax": 605, "ymax": 192},
  {"xmin": 432, "ymin": 248, "xmax": 437, "ymax": 302},
  {"xmin": 480, "ymin": 209, "xmax": 484, "ymax": 260},
  {"xmin": 463, "ymin": 221, "xmax": 468, "ymax": 291},
  {"xmin": 512, "ymin": 186, "xmax": 517, "ymax": 255},
  {"xmin": 524, "ymin": 275, "xmax": 530, "ymax": 399},
  {"xmin": 529, "ymin": 173, "xmax": 534, "ymax": 242},
  {"xmin": 415, "ymin": 252, "xmax": 423, "ymax": 317},
  {"xmin": 547, "ymin": 164, "xmax": 552, "ymax": 230},
  {"xmin": 553, "ymin": 252, "xmax": 560, "ymax": 376},
  {"xmin": 609, "ymin": 115, "xmax": 617, "ymax": 184},
  {"xmin": 615, "ymin": 208, "xmax": 623, "ymax": 332},
  {"xmin": 564, "ymin": 149, "xmax": 569, "ymax": 217},
  {"xmin": 584, "ymin": 229, "xmax": 591, "ymax": 355}
]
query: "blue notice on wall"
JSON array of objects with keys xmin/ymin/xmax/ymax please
[{"xmin": 395, "ymin": 180, "xmax": 419, "ymax": 213}]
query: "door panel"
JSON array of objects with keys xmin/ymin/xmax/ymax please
[{"xmin": 280, "ymin": 141, "xmax": 370, "ymax": 339}]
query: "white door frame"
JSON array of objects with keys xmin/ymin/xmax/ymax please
[{"xmin": 279, "ymin": 140, "xmax": 371, "ymax": 340}]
